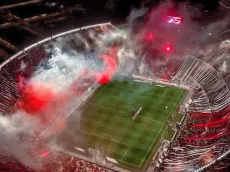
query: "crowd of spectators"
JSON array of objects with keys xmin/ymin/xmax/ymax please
[
  {"xmin": 177, "ymin": 105, "xmax": 230, "ymax": 147},
  {"xmin": 0, "ymin": 152, "xmax": 111, "ymax": 172}
]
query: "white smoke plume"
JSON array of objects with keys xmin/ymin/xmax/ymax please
[{"xmin": 0, "ymin": 112, "xmax": 43, "ymax": 170}]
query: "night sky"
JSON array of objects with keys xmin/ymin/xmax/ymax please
[{"xmin": 62, "ymin": 0, "xmax": 220, "ymax": 19}]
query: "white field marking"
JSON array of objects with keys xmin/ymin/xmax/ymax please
[
  {"xmin": 88, "ymin": 81, "xmax": 183, "ymax": 167},
  {"xmin": 138, "ymin": 116, "xmax": 164, "ymax": 124},
  {"xmin": 97, "ymin": 84, "xmax": 167, "ymax": 118},
  {"xmin": 138, "ymin": 89, "xmax": 184, "ymax": 167},
  {"xmin": 84, "ymin": 131, "xmax": 131, "ymax": 161},
  {"xmin": 98, "ymin": 134, "xmax": 115, "ymax": 141},
  {"xmin": 88, "ymin": 103, "xmax": 165, "ymax": 167},
  {"xmin": 119, "ymin": 159, "xmax": 143, "ymax": 167},
  {"xmin": 154, "ymin": 87, "xmax": 169, "ymax": 113},
  {"xmin": 128, "ymin": 88, "xmax": 169, "ymax": 167},
  {"xmin": 167, "ymin": 90, "xmax": 184, "ymax": 118},
  {"xmin": 85, "ymin": 86, "xmax": 134, "ymax": 162},
  {"xmin": 156, "ymin": 84, "xmax": 165, "ymax": 87},
  {"xmin": 86, "ymin": 84, "xmax": 114, "ymax": 134},
  {"xmin": 84, "ymin": 128, "xmax": 135, "ymax": 166},
  {"xmin": 121, "ymin": 146, "xmax": 130, "ymax": 160},
  {"xmin": 91, "ymin": 103, "xmax": 163, "ymax": 124},
  {"xmin": 138, "ymin": 121, "xmax": 166, "ymax": 167},
  {"xmin": 107, "ymin": 81, "xmax": 165, "ymax": 101},
  {"xmin": 122, "ymin": 85, "xmax": 170, "ymax": 118},
  {"xmin": 84, "ymin": 131, "xmax": 130, "ymax": 148},
  {"xmin": 120, "ymin": 81, "xmax": 160, "ymax": 97},
  {"xmin": 121, "ymin": 80, "xmax": 168, "ymax": 97},
  {"xmin": 134, "ymin": 80, "xmax": 152, "ymax": 84},
  {"xmin": 121, "ymin": 86, "xmax": 161, "ymax": 98},
  {"xmin": 85, "ymin": 83, "xmax": 174, "ymax": 167},
  {"xmin": 86, "ymin": 102, "xmax": 165, "ymax": 166}
]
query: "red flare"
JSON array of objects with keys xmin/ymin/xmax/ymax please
[
  {"xmin": 163, "ymin": 44, "xmax": 173, "ymax": 53},
  {"xmin": 96, "ymin": 51, "xmax": 117, "ymax": 85},
  {"xmin": 97, "ymin": 74, "xmax": 110, "ymax": 85},
  {"xmin": 19, "ymin": 82, "xmax": 54, "ymax": 115},
  {"xmin": 146, "ymin": 33, "xmax": 154, "ymax": 41}
]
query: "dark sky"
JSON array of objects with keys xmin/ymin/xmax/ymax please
[{"xmin": 79, "ymin": 0, "xmax": 220, "ymax": 19}]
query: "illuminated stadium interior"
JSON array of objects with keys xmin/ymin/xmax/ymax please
[
  {"xmin": 53, "ymin": 75, "xmax": 187, "ymax": 171},
  {"xmin": 0, "ymin": 4, "xmax": 230, "ymax": 171}
]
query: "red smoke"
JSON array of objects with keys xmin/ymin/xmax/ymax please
[
  {"xmin": 96, "ymin": 48, "xmax": 118, "ymax": 85},
  {"xmin": 18, "ymin": 82, "xmax": 70, "ymax": 134},
  {"xmin": 17, "ymin": 48, "xmax": 118, "ymax": 132},
  {"xmin": 18, "ymin": 82, "xmax": 54, "ymax": 117}
]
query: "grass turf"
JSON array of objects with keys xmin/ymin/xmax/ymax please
[{"xmin": 58, "ymin": 77, "xmax": 186, "ymax": 169}]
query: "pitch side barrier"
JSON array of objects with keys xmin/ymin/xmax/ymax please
[
  {"xmin": 0, "ymin": 22, "xmax": 114, "ymax": 70},
  {"xmin": 130, "ymin": 74, "xmax": 194, "ymax": 95}
]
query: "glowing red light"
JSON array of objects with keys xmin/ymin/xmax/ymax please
[
  {"xmin": 146, "ymin": 33, "xmax": 154, "ymax": 41},
  {"xmin": 148, "ymin": 34, "xmax": 154, "ymax": 39},
  {"xmin": 163, "ymin": 44, "xmax": 173, "ymax": 53},
  {"xmin": 98, "ymin": 74, "xmax": 110, "ymax": 85}
]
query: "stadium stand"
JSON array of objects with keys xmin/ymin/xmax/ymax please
[
  {"xmin": 162, "ymin": 48, "xmax": 230, "ymax": 171},
  {"xmin": 173, "ymin": 56, "xmax": 230, "ymax": 112},
  {"xmin": 0, "ymin": 154, "xmax": 110, "ymax": 172}
]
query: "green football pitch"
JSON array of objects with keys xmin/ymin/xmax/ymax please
[{"xmin": 59, "ymin": 77, "xmax": 186, "ymax": 169}]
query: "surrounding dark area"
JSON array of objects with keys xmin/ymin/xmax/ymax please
[{"xmin": 0, "ymin": 0, "xmax": 221, "ymax": 63}]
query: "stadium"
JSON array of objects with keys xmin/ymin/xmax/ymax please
[{"xmin": 0, "ymin": 19, "xmax": 230, "ymax": 172}]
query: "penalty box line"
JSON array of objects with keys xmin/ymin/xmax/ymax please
[
  {"xmin": 121, "ymin": 85, "xmax": 162, "ymax": 98},
  {"xmin": 120, "ymin": 80, "xmax": 168, "ymax": 98},
  {"xmin": 86, "ymin": 131, "xmax": 146, "ymax": 168},
  {"xmin": 89, "ymin": 103, "xmax": 164, "ymax": 167},
  {"xmin": 167, "ymin": 89, "xmax": 185, "ymax": 120},
  {"xmin": 82, "ymin": 131, "xmax": 131, "ymax": 161},
  {"xmin": 119, "ymin": 122, "xmax": 166, "ymax": 168}
]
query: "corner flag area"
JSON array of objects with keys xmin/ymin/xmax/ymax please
[{"xmin": 56, "ymin": 76, "xmax": 187, "ymax": 170}]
